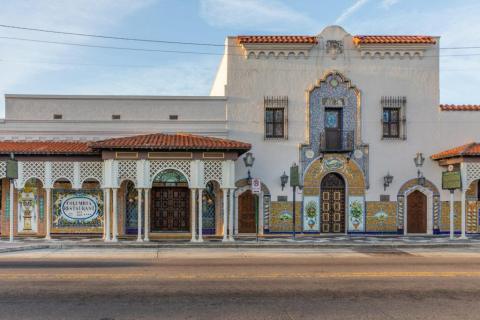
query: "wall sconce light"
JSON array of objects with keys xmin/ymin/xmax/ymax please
[
  {"xmin": 383, "ymin": 172, "xmax": 393, "ymax": 191},
  {"xmin": 280, "ymin": 171, "xmax": 289, "ymax": 191},
  {"xmin": 414, "ymin": 152, "xmax": 426, "ymax": 186},
  {"xmin": 243, "ymin": 152, "xmax": 255, "ymax": 183}
]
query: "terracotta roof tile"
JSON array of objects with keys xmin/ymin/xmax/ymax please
[
  {"xmin": 0, "ymin": 141, "xmax": 92, "ymax": 154},
  {"xmin": 431, "ymin": 143, "xmax": 480, "ymax": 160},
  {"xmin": 237, "ymin": 35, "xmax": 317, "ymax": 44},
  {"xmin": 90, "ymin": 133, "xmax": 251, "ymax": 151},
  {"xmin": 353, "ymin": 35, "xmax": 436, "ymax": 45},
  {"xmin": 440, "ymin": 104, "xmax": 480, "ymax": 111}
]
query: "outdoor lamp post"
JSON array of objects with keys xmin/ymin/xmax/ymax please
[
  {"xmin": 243, "ymin": 152, "xmax": 255, "ymax": 184},
  {"xmin": 383, "ymin": 173, "xmax": 393, "ymax": 191},
  {"xmin": 414, "ymin": 152, "xmax": 426, "ymax": 186},
  {"xmin": 280, "ymin": 171, "xmax": 289, "ymax": 191}
]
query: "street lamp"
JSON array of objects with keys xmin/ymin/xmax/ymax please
[
  {"xmin": 383, "ymin": 172, "xmax": 393, "ymax": 191},
  {"xmin": 280, "ymin": 171, "xmax": 289, "ymax": 191},
  {"xmin": 414, "ymin": 152, "xmax": 426, "ymax": 186},
  {"xmin": 243, "ymin": 152, "xmax": 255, "ymax": 183}
]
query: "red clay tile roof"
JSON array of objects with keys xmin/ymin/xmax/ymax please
[
  {"xmin": 353, "ymin": 35, "xmax": 436, "ymax": 45},
  {"xmin": 0, "ymin": 141, "xmax": 92, "ymax": 154},
  {"xmin": 237, "ymin": 35, "xmax": 317, "ymax": 44},
  {"xmin": 440, "ymin": 104, "xmax": 480, "ymax": 111},
  {"xmin": 431, "ymin": 143, "xmax": 480, "ymax": 160},
  {"xmin": 90, "ymin": 133, "xmax": 251, "ymax": 151}
]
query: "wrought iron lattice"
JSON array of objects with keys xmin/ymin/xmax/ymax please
[
  {"xmin": 0, "ymin": 161, "xmax": 6, "ymax": 179},
  {"xmin": 51, "ymin": 162, "xmax": 75, "ymax": 184},
  {"xmin": 124, "ymin": 180, "xmax": 138, "ymax": 234},
  {"xmin": 80, "ymin": 161, "xmax": 103, "ymax": 185},
  {"xmin": 118, "ymin": 160, "xmax": 137, "ymax": 186},
  {"xmin": 465, "ymin": 163, "xmax": 480, "ymax": 189},
  {"xmin": 203, "ymin": 160, "xmax": 223, "ymax": 186},
  {"xmin": 20, "ymin": 161, "xmax": 45, "ymax": 187},
  {"xmin": 202, "ymin": 181, "xmax": 216, "ymax": 234},
  {"xmin": 149, "ymin": 160, "xmax": 191, "ymax": 185}
]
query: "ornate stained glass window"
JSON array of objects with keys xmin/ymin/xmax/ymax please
[
  {"xmin": 153, "ymin": 169, "xmax": 188, "ymax": 187},
  {"xmin": 202, "ymin": 181, "xmax": 216, "ymax": 234}
]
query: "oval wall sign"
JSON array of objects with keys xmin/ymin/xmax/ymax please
[
  {"xmin": 61, "ymin": 195, "xmax": 98, "ymax": 222},
  {"xmin": 323, "ymin": 158, "xmax": 344, "ymax": 170}
]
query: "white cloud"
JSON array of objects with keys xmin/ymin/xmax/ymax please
[
  {"xmin": 199, "ymin": 0, "xmax": 319, "ymax": 33},
  {"xmin": 0, "ymin": 0, "xmax": 154, "ymax": 116},
  {"xmin": 335, "ymin": 0, "xmax": 370, "ymax": 24},
  {"xmin": 381, "ymin": 0, "xmax": 399, "ymax": 9}
]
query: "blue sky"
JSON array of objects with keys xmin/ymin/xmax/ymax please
[{"xmin": 0, "ymin": 0, "xmax": 479, "ymax": 117}]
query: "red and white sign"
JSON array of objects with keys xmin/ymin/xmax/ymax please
[{"xmin": 252, "ymin": 178, "xmax": 261, "ymax": 194}]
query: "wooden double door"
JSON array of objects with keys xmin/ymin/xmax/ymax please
[
  {"xmin": 321, "ymin": 173, "xmax": 345, "ymax": 233},
  {"xmin": 407, "ymin": 190, "xmax": 427, "ymax": 233},
  {"xmin": 151, "ymin": 187, "xmax": 189, "ymax": 232}
]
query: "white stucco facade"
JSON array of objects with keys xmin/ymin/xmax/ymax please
[{"xmin": 2, "ymin": 25, "xmax": 480, "ymax": 237}]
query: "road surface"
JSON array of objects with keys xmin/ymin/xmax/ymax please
[{"xmin": 0, "ymin": 247, "xmax": 479, "ymax": 319}]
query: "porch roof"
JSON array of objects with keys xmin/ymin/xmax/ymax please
[
  {"xmin": 0, "ymin": 133, "xmax": 251, "ymax": 156},
  {"xmin": 89, "ymin": 133, "xmax": 251, "ymax": 152},
  {"xmin": 0, "ymin": 140, "xmax": 92, "ymax": 155},
  {"xmin": 431, "ymin": 142, "xmax": 480, "ymax": 160}
]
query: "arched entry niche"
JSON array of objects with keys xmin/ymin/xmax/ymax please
[
  {"xmin": 235, "ymin": 178, "xmax": 271, "ymax": 234},
  {"xmin": 150, "ymin": 169, "xmax": 190, "ymax": 232},
  {"xmin": 202, "ymin": 180, "xmax": 222, "ymax": 235},
  {"xmin": 397, "ymin": 178, "xmax": 440, "ymax": 235},
  {"xmin": 303, "ymin": 154, "xmax": 366, "ymax": 233}
]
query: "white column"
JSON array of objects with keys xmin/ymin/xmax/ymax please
[
  {"xmin": 9, "ymin": 180, "xmax": 14, "ymax": 242},
  {"xmin": 222, "ymin": 188, "xmax": 228, "ymax": 242},
  {"xmin": 112, "ymin": 188, "xmax": 118, "ymax": 242},
  {"xmin": 460, "ymin": 189, "xmax": 467, "ymax": 239},
  {"xmin": 137, "ymin": 188, "xmax": 143, "ymax": 242},
  {"xmin": 104, "ymin": 188, "xmax": 111, "ymax": 241},
  {"xmin": 228, "ymin": 188, "xmax": 235, "ymax": 241},
  {"xmin": 144, "ymin": 188, "xmax": 150, "ymax": 242},
  {"xmin": 45, "ymin": 188, "xmax": 51, "ymax": 240},
  {"xmin": 190, "ymin": 189, "xmax": 197, "ymax": 242},
  {"xmin": 198, "ymin": 188, "xmax": 204, "ymax": 242},
  {"xmin": 449, "ymin": 190, "xmax": 455, "ymax": 240}
]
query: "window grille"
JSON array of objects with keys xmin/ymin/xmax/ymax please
[
  {"xmin": 112, "ymin": 114, "xmax": 121, "ymax": 120},
  {"xmin": 381, "ymin": 96, "xmax": 406, "ymax": 140},
  {"xmin": 264, "ymin": 96, "xmax": 288, "ymax": 139},
  {"xmin": 53, "ymin": 114, "xmax": 63, "ymax": 120}
]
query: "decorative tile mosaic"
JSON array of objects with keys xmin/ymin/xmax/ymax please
[{"xmin": 366, "ymin": 202, "xmax": 397, "ymax": 232}]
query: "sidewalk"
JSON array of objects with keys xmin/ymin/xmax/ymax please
[{"xmin": 1, "ymin": 235, "xmax": 480, "ymax": 253}]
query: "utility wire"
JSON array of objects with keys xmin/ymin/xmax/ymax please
[
  {"xmin": 1, "ymin": 23, "xmax": 480, "ymax": 51},
  {"xmin": 1, "ymin": 35, "xmax": 480, "ymax": 58}
]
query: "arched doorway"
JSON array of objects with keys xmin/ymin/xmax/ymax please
[
  {"xmin": 320, "ymin": 173, "xmax": 345, "ymax": 233},
  {"xmin": 238, "ymin": 190, "xmax": 256, "ymax": 233},
  {"xmin": 202, "ymin": 181, "xmax": 218, "ymax": 235},
  {"xmin": 406, "ymin": 190, "xmax": 427, "ymax": 234},
  {"xmin": 151, "ymin": 169, "xmax": 189, "ymax": 232}
]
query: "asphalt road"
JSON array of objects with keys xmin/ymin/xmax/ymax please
[{"xmin": 0, "ymin": 247, "xmax": 480, "ymax": 320}]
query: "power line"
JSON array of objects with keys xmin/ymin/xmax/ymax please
[
  {"xmin": 1, "ymin": 35, "xmax": 480, "ymax": 59},
  {"xmin": 3, "ymin": 23, "xmax": 480, "ymax": 52},
  {"xmin": 0, "ymin": 24, "xmax": 234, "ymax": 48}
]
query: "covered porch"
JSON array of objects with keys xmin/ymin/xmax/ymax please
[{"xmin": 0, "ymin": 133, "xmax": 250, "ymax": 242}]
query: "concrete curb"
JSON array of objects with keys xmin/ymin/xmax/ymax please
[{"xmin": 0, "ymin": 241, "xmax": 478, "ymax": 253}]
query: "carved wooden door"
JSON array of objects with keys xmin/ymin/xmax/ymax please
[
  {"xmin": 321, "ymin": 173, "xmax": 345, "ymax": 233},
  {"xmin": 239, "ymin": 190, "xmax": 256, "ymax": 233},
  {"xmin": 151, "ymin": 187, "xmax": 189, "ymax": 232},
  {"xmin": 407, "ymin": 190, "xmax": 427, "ymax": 233}
]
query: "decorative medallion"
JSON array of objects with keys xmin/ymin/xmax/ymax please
[
  {"xmin": 330, "ymin": 79, "xmax": 338, "ymax": 87},
  {"xmin": 323, "ymin": 158, "xmax": 344, "ymax": 171},
  {"xmin": 353, "ymin": 149, "xmax": 363, "ymax": 159},
  {"xmin": 305, "ymin": 149, "xmax": 315, "ymax": 159}
]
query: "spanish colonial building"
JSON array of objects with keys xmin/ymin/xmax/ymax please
[{"xmin": 0, "ymin": 25, "xmax": 479, "ymax": 241}]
